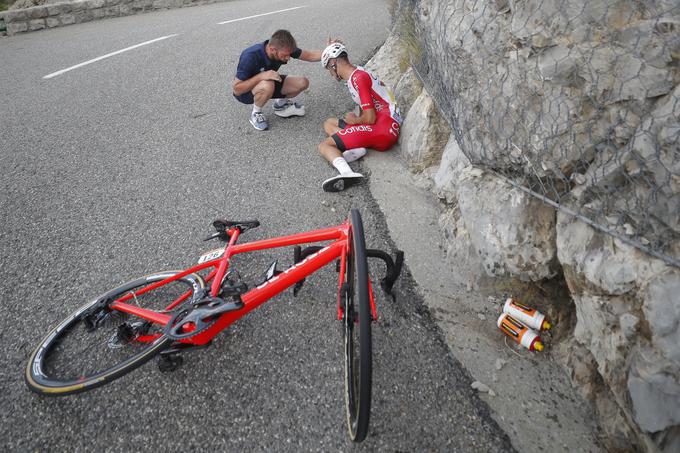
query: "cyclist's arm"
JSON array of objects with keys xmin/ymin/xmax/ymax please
[
  {"xmin": 344, "ymin": 71, "xmax": 377, "ymax": 125},
  {"xmin": 344, "ymin": 108, "xmax": 376, "ymax": 125}
]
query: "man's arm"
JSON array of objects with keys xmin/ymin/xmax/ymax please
[
  {"xmin": 297, "ymin": 49, "xmax": 322, "ymax": 62},
  {"xmin": 232, "ymin": 70, "xmax": 281, "ymax": 96},
  {"xmin": 297, "ymin": 38, "xmax": 342, "ymax": 62}
]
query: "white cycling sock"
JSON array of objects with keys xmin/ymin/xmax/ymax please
[
  {"xmin": 332, "ymin": 157, "xmax": 353, "ymax": 176},
  {"xmin": 342, "ymin": 147, "xmax": 367, "ymax": 163},
  {"xmin": 252, "ymin": 105, "xmax": 263, "ymax": 114}
]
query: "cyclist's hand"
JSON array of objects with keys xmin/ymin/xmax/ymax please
[
  {"xmin": 262, "ymin": 70, "xmax": 281, "ymax": 82},
  {"xmin": 326, "ymin": 36, "xmax": 344, "ymax": 45},
  {"xmin": 344, "ymin": 112, "xmax": 358, "ymax": 123}
]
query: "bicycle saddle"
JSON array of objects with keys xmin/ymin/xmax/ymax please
[
  {"xmin": 213, "ymin": 219, "xmax": 260, "ymax": 232},
  {"xmin": 204, "ymin": 219, "xmax": 260, "ymax": 241}
]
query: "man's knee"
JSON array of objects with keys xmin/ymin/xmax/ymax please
[
  {"xmin": 286, "ymin": 76, "xmax": 309, "ymax": 93},
  {"xmin": 253, "ymin": 80, "xmax": 275, "ymax": 96}
]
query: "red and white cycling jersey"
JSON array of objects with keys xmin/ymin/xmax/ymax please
[{"xmin": 347, "ymin": 66, "xmax": 402, "ymax": 124}]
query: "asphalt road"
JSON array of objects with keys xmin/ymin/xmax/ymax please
[{"xmin": 0, "ymin": 0, "xmax": 515, "ymax": 450}]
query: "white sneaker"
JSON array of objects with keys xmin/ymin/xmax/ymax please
[
  {"xmin": 249, "ymin": 111, "xmax": 268, "ymax": 131},
  {"xmin": 322, "ymin": 172, "xmax": 364, "ymax": 192},
  {"xmin": 342, "ymin": 148, "xmax": 367, "ymax": 163},
  {"xmin": 273, "ymin": 99, "xmax": 305, "ymax": 118}
]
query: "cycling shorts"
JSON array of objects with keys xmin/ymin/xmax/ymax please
[
  {"xmin": 233, "ymin": 74, "xmax": 287, "ymax": 105},
  {"xmin": 331, "ymin": 114, "xmax": 401, "ymax": 152}
]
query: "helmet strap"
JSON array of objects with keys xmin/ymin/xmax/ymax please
[{"xmin": 330, "ymin": 62, "xmax": 342, "ymax": 82}]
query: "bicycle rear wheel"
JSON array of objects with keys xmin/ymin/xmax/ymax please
[
  {"xmin": 25, "ymin": 271, "xmax": 204, "ymax": 396},
  {"xmin": 342, "ymin": 209, "xmax": 372, "ymax": 442}
]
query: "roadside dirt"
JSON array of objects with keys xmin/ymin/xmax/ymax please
[{"xmin": 363, "ymin": 149, "xmax": 606, "ymax": 453}]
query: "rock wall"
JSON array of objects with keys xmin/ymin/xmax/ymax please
[
  {"xmin": 373, "ymin": 0, "xmax": 680, "ymax": 451},
  {"xmin": 0, "ymin": 0, "xmax": 230, "ymax": 35}
]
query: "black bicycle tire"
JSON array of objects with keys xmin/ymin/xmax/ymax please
[
  {"xmin": 343, "ymin": 209, "xmax": 372, "ymax": 442},
  {"xmin": 25, "ymin": 270, "xmax": 205, "ymax": 396}
]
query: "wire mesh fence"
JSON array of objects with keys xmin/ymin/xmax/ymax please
[{"xmin": 396, "ymin": 0, "xmax": 680, "ymax": 268}]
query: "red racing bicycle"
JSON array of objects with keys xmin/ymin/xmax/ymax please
[{"xmin": 25, "ymin": 209, "xmax": 403, "ymax": 442}]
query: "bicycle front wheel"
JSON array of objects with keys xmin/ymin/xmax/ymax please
[
  {"xmin": 25, "ymin": 270, "xmax": 205, "ymax": 396},
  {"xmin": 342, "ymin": 209, "xmax": 372, "ymax": 442}
]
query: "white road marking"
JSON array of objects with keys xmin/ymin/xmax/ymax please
[
  {"xmin": 217, "ymin": 6, "xmax": 306, "ymax": 25},
  {"xmin": 43, "ymin": 34, "xmax": 179, "ymax": 79}
]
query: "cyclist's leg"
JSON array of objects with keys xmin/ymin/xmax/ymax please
[
  {"xmin": 342, "ymin": 209, "xmax": 372, "ymax": 442},
  {"xmin": 323, "ymin": 118, "xmax": 342, "ymax": 136},
  {"xmin": 25, "ymin": 271, "xmax": 205, "ymax": 396},
  {"xmin": 319, "ymin": 125, "xmax": 372, "ymax": 191},
  {"xmin": 371, "ymin": 115, "xmax": 401, "ymax": 151}
]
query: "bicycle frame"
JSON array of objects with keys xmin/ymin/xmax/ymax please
[{"xmin": 107, "ymin": 219, "xmax": 375, "ymax": 346}]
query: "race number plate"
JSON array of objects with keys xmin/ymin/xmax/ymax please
[{"xmin": 198, "ymin": 248, "xmax": 224, "ymax": 264}]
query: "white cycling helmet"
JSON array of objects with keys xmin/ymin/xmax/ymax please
[{"xmin": 321, "ymin": 42, "xmax": 348, "ymax": 68}]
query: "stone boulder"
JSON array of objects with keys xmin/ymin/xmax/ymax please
[
  {"xmin": 399, "ymin": 90, "xmax": 450, "ymax": 171},
  {"xmin": 556, "ymin": 211, "xmax": 680, "ymax": 449},
  {"xmin": 394, "ymin": 67, "xmax": 423, "ymax": 117},
  {"xmin": 457, "ymin": 167, "xmax": 558, "ymax": 281},
  {"xmin": 364, "ymin": 32, "xmax": 406, "ymax": 92},
  {"xmin": 434, "ymin": 133, "xmax": 469, "ymax": 204}
]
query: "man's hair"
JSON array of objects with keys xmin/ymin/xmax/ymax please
[{"xmin": 269, "ymin": 30, "xmax": 297, "ymax": 50}]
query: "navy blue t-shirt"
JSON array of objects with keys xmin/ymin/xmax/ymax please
[{"xmin": 235, "ymin": 40, "xmax": 303, "ymax": 81}]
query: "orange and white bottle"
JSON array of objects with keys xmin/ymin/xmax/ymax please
[
  {"xmin": 503, "ymin": 298, "xmax": 551, "ymax": 331},
  {"xmin": 497, "ymin": 313, "xmax": 544, "ymax": 351}
]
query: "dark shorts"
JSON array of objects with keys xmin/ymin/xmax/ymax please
[{"xmin": 233, "ymin": 74, "xmax": 287, "ymax": 104}]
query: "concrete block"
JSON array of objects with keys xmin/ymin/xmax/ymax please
[
  {"xmin": 87, "ymin": 0, "xmax": 106, "ymax": 9},
  {"xmin": 104, "ymin": 6, "xmax": 120, "ymax": 16},
  {"xmin": 60, "ymin": 13, "xmax": 76, "ymax": 25},
  {"xmin": 71, "ymin": 1, "xmax": 88, "ymax": 11},
  {"xmin": 28, "ymin": 19, "xmax": 46, "ymax": 30},
  {"xmin": 73, "ymin": 10, "xmax": 93, "ymax": 22},
  {"xmin": 91, "ymin": 7, "xmax": 106, "ymax": 18},
  {"xmin": 47, "ymin": 4, "xmax": 70, "ymax": 15},
  {"xmin": 27, "ymin": 6, "xmax": 49, "ymax": 19},
  {"xmin": 7, "ymin": 21, "xmax": 29, "ymax": 34},
  {"xmin": 3, "ymin": 10, "xmax": 28, "ymax": 22}
]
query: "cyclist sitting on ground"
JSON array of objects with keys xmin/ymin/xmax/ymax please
[
  {"xmin": 232, "ymin": 30, "xmax": 328, "ymax": 131},
  {"xmin": 317, "ymin": 42, "xmax": 403, "ymax": 192}
]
